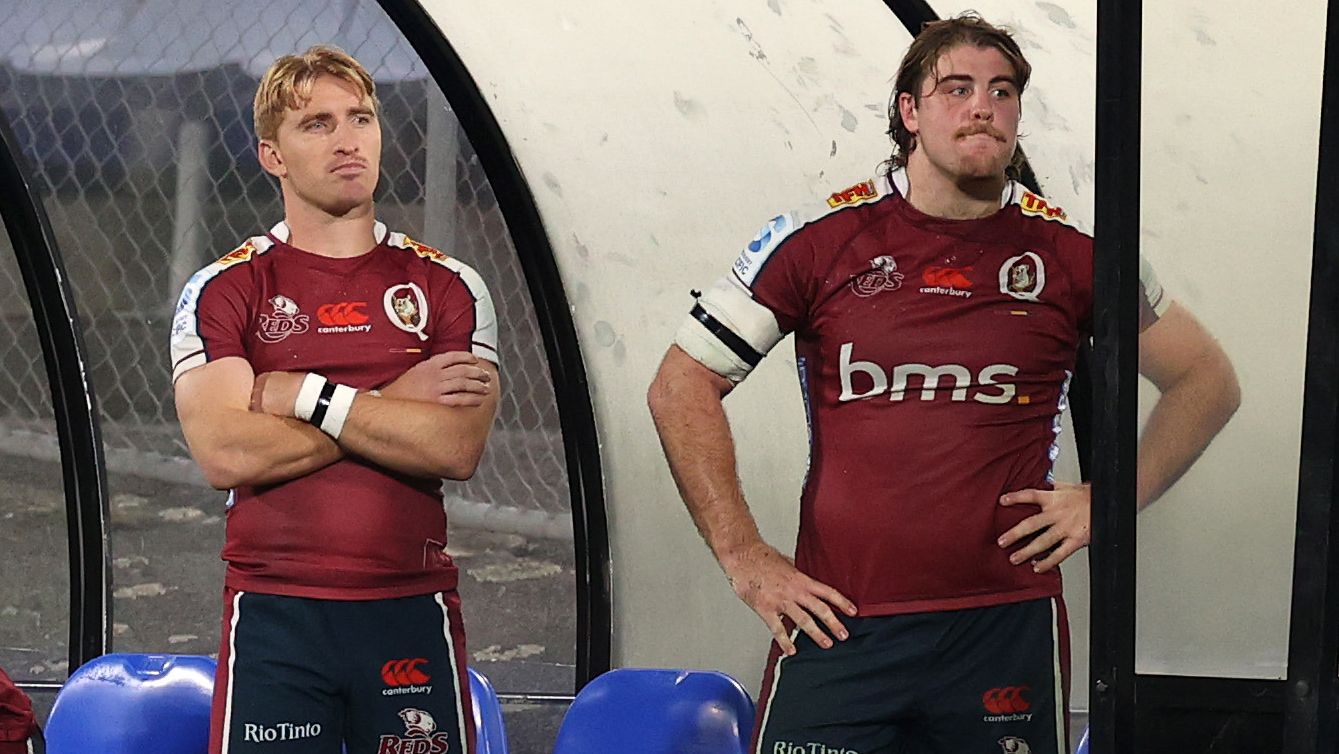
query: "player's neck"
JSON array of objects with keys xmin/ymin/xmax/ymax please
[
  {"xmin": 281, "ymin": 199, "xmax": 378, "ymax": 258},
  {"xmin": 903, "ymin": 154, "xmax": 1006, "ymax": 221}
]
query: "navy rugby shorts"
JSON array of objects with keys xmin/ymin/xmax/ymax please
[
  {"xmin": 751, "ymin": 597, "xmax": 1070, "ymax": 754},
  {"xmin": 208, "ymin": 588, "xmax": 475, "ymax": 754}
]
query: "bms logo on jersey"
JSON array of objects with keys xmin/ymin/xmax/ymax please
[{"xmin": 838, "ymin": 343, "xmax": 1020, "ymax": 404}]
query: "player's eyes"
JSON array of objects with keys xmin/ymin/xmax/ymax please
[
  {"xmin": 303, "ymin": 120, "xmax": 328, "ymax": 132},
  {"xmin": 991, "ymin": 88, "xmax": 1015, "ymax": 99},
  {"xmin": 949, "ymin": 86, "xmax": 970, "ymax": 96}
]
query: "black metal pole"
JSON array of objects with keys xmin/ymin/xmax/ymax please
[
  {"xmin": 372, "ymin": 0, "xmax": 612, "ymax": 689},
  {"xmin": 1282, "ymin": 1, "xmax": 1339, "ymax": 750},
  {"xmin": 0, "ymin": 110, "xmax": 110, "ymax": 673},
  {"xmin": 1090, "ymin": 0, "xmax": 1141, "ymax": 750}
]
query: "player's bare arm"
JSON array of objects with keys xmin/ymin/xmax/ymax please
[
  {"xmin": 1131, "ymin": 301, "xmax": 1241, "ymax": 505},
  {"xmin": 252, "ymin": 359, "xmax": 500, "ymax": 480},
  {"xmin": 648, "ymin": 345, "xmax": 856, "ymax": 656},
  {"xmin": 176, "ymin": 356, "xmax": 341, "ymax": 490},
  {"xmin": 379, "ymin": 351, "xmax": 494, "ymax": 407},
  {"xmin": 997, "ymin": 301, "xmax": 1240, "ymax": 571}
]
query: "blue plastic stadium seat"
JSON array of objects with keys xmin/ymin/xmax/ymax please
[
  {"xmin": 553, "ymin": 668, "xmax": 755, "ymax": 754},
  {"xmin": 468, "ymin": 666, "xmax": 509, "ymax": 754},
  {"xmin": 45, "ymin": 653, "xmax": 216, "ymax": 754},
  {"xmin": 1075, "ymin": 724, "xmax": 1090, "ymax": 754}
]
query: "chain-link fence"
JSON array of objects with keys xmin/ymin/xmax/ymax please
[{"xmin": 0, "ymin": 0, "xmax": 572, "ymax": 538}]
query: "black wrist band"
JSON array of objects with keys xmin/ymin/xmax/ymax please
[{"xmin": 310, "ymin": 381, "xmax": 337, "ymax": 427}]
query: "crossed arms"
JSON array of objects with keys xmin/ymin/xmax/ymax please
[{"xmin": 175, "ymin": 352, "xmax": 498, "ymax": 490}]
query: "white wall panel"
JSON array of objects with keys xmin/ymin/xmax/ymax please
[{"xmin": 417, "ymin": 0, "xmax": 910, "ymax": 687}]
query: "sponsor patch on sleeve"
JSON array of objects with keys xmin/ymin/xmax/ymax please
[
  {"xmin": 731, "ymin": 213, "xmax": 794, "ymax": 287},
  {"xmin": 826, "ymin": 179, "xmax": 879, "ymax": 209},
  {"xmin": 1018, "ymin": 191, "xmax": 1068, "ymax": 222}
]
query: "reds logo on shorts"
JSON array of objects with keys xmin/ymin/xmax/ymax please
[{"xmin": 377, "ymin": 707, "xmax": 451, "ymax": 754}]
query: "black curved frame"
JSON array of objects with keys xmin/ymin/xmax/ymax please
[
  {"xmin": 0, "ymin": 110, "xmax": 110, "ymax": 677},
  {"xmin": 373, "ymin": 0, "xmax": 612, "ymax": 690}
]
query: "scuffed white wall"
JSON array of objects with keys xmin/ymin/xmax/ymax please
[
  {"xmin": 418, "ymin": 0, "xmax": 909, "ymax": 687},
  {"xmin": 417, "ymin": 0, "xmax": 1327, "ymax": 704},
  {"xmin": 937, "ymin": 0, "xmax": 1327, "ymax": 708}
]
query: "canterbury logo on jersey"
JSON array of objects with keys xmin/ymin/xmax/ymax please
[
  {"xmin": 838, "ymin": 343, "xmax": 1019, "ymax": 404},
  {"xmin": 316, "ymin": 302, "xmax": 372, "ymax": 334}
]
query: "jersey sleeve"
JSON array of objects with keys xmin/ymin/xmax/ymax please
[
  {"xmin": 1071, "ymin": 235, "xmax": 1170, "ymax": 337},
  {"xmin": 1137, "ymin": 256, "xmax": 1170, "ymax": 331},
  {"xmin": 674, "ymin": 212, "xmax": 819, "ymax": 382},
  {"xmin": 169, "ymin": 261, "xmax": 251, "ymax": 382},
  {"xmin": 429, "ymin": 258, "xmax": 500, "ymax": 366}
]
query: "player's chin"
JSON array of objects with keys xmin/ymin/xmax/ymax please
[{"xmin": 321, "ymin": 188, "xmax": 375, "ymax": 217}]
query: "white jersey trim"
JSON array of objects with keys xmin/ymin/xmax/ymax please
[{"xmin": 169, "ymin": 236, "xmax": 273, "ymax": 382}]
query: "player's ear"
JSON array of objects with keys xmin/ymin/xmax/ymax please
[
  {"xmin": 257, "ymin": 139, "xmax": 286, "ymax": 179},
  {"xmin": 898, "ymin": 92, "xmax": 919, "ymax": 135}
]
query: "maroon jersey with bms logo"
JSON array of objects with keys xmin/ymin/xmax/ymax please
[
  {"xmin": 170, "ymin": 221, "xmax": 498, "ymax": 600},
  {"xmin": 704, "ymin": 170, "xmax": 1164, "ymax": 615}
]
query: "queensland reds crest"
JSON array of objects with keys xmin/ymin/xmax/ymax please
[
  {"xmin": 851, "ymin": 255, "xmax": 905, "ymax": 298},
  {"xmin": 998, "ymin": 736, "xmax": 1031, "ymax": 754},
  {"xmin": 384, "ymin": 282, "xmax": 429, "ymax": 341},
  {"xmin": 377, "ymin": 708, "xmax": 451, "ymax": 753},
  {"xmin": 257, "ymin": 294, "xmax": 310, "ymax": 343},
  {"xmin": 998, "ymin": 251, "xmax": 1046, "ymax": 301}
]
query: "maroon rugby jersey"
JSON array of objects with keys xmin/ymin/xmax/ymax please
[
  {"xmin": 170, "ymin": 221, "xmax": 498, "ymax": 600},
  {"xmin": 688, "ymin": 170, "xmax": 1165, "ymax": 615}
]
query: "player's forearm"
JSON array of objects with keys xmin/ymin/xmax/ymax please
[
  {"xmin": 334, "ymin": 393, "xmax": 494, "ymax": 480},
  {"xmin": 648, "ymin": 364, "xmax": 766, "ymax": 569},
  {"xmin": 1135, "ymin": 348, "xmax": 1240, "ymax": 508},
  {"xmin": 186, "ymin": 410, "xmax": 341, "ymax": 489}
]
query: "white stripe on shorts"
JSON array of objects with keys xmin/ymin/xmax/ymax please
[
  {"xmin": 220, "ymin": 590, "xmax": 244, "ymax": 753},
  {"xmin": 1051, "ymin": 598, "xmax": 1066, "ymax": 753},
  {"xmin": 753, "ymin": 628, "xmax": 801, "ymax": 754},
  {"xmin": 435, "ymin": 593, "xmax": 471, "ymax": 754}
]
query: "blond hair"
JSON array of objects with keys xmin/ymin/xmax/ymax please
[{"xmin": 253, "ymin": 44, "xmax": 379, "ymax": 141}]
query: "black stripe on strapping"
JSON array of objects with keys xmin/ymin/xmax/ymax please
[
  {"xmin": 691, "ymin": 303, "xmax": 763, "ymax": 368},
  {"xmin": 310, "ymin": 381, "xmax": 336, "ymax": 428}
]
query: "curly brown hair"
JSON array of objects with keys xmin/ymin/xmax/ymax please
[{"xmin": 885, "ymin": 13, "xmax": 1031, "ymax": 174}]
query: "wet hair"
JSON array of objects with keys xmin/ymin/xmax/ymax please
[
  {"xmin": 885, "ymin": 13, "xmax": 1031, "ymax": 173},
  {"xmin": 253, "ymin": 44, "xmax": 379, "ymax": 142}
]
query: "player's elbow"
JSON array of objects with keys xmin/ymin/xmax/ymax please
[
  {"xmin": 195, "ymin": 452, "xmax": 247, "ymax": 490},
  {"xmin": 1211, "ymin": 349, "xmax": 1242, "ymax": 421},
  {"xmin": 436, "ymin": 450, "xmax": 483, "ymax": 481}
]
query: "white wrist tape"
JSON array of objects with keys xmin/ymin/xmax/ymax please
[
  {"xmin": 317, "ymin": 384, "xmax": 357, "ymax": 439},
  {"xmin": 293, "ymin": 373, "xmax": 328, "ymax": 422}
]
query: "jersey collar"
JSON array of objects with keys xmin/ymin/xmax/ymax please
[
  {"xmin": 885, "ymin": 167, "xmax": 1018, "ymax": 208},
  {"xmin": 268, "ymin": 220, "xmax": 388, "ymax": 245}
]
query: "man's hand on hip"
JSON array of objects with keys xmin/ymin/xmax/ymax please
[
  {"xmin": 997, "ymin": 481, "xmax": 1092, "ymax": 573},
  {"xmin": 721, "ymin": 542, "xmax": 857, "ymax": 656},
  {"xmin": 382, "ymin": 352, "xmax": 493, "ymax": 407}
]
